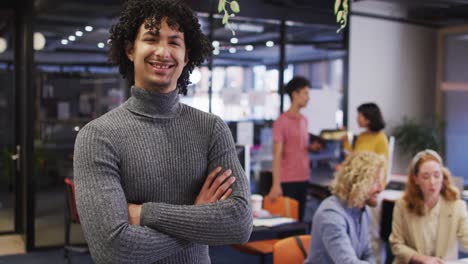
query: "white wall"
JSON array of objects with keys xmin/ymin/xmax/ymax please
[{"xmin": 348, "ymin": 15, "xmax": 436, "ymax": 174}]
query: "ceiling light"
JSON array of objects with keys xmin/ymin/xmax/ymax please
[
  {"xmin": 228, "ymin": 23, "xmax": 264, "ymax": 33},
  {"xmin": 85, "ymin": 26, "xmax": 93, "ymax": 32},
  {"xmin": 68, "ymin": 35, "xmax": 76, "ymax": 41},
  {"xmin": 212, "ymin": 40, "xmax": 219, "ymax": 47},
  {"xmin": 245, "ymin": 45, "xmax": 253, "ymax": 51},
  {"xmin": 61, "ymin": 39, "xmax": 69, "ymax": 45},
  {"xmin": 0, "ymin": 37, "xmax": 7, "ymax": 53},
  {"xmin": 97, "ymin": 42, "xmax": 105, "ymax": 48},
  {"xmin": 266, "ymin": 41, "xmax": 274, "ymax": 47},
  {"xmin": 213, "ymin": 49, "xmax": 220, "ymax": 55},
  {"xmin": 229, "ymin": 47, "xmax": 236, "ymax": 54},
  {"xmin": 107, "ymin": 39, "xmax": 111, "ymax": 44},
  {"xmin": 75, "ymin": 31, "xmax": 83, "ymax": 37},
  {"xmin": 33, "ymin": 32, "xmax": 46, "ymax": 51},
  {"xmin": 230, "ymin": 37, "xmax": 238, "ymax": 44}
]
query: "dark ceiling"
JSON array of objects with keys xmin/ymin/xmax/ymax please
[{"xmin": 1, "ymin": 0, "xmax": 468, "ymax": 67}]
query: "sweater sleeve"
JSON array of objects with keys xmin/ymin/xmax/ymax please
[
  {"xmin": 74, "ymin": 124, "xmax": 190, "ymax": 264},
  {"xmin": 389, "ymin": 199, "xmax": 418, "ymax": 263},
  {"xmin": 140, "ymin": 117, "xmax": 253, "ymax": 245}
]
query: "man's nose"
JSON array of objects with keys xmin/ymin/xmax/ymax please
[{"xmin": 154, "ymin": 43, "xmax": 169, "ymax": 58}]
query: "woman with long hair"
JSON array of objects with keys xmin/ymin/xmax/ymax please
[{"xmin": 389, "ymin": 149, "xmax": 468, "ymax": 263}]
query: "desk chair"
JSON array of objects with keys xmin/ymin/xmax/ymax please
[
  {"xmin": 272, "ymin": 235, "xmax": 311, "ymax": 264},
  {"xmin": 64, "ymin": 178, "xmax": 88, "ymax": 263},
  {"xmin": 232, "ymin": 196, "xmax": 299, "ymax": 264}
]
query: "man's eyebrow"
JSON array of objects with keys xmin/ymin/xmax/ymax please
[
  {"xmin": 142, "ymin": 31, "xmax": 158, "ymax": 37},
  {"xmin": 168, "ymin": 34, "xmax": 184, "ymax": 40}
]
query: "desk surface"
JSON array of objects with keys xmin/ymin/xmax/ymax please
[{"xmin": 249, "ymin": 222, "xmax": 309, "ymax": 242}]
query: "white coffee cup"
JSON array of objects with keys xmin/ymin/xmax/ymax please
[{"xmin": 250, "ymin": 194, "xmax": 263, "ymax": 212}]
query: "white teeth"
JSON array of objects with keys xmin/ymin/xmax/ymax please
[{"xmin": 149, "ymin": 62, "xmax": 171, "ymax": 69}]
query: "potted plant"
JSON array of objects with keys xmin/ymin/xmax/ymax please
[{"xmin": 392, "ymin": 116, "xmax": 445, "ymax": 158}]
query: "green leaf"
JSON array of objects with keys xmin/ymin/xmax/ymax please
[
  {"xmin": 336, "ymin": 10, "xmax": 343, "ymax": 22},
  {"xmin": 343, "ymin": 0, "xmax": 348, "ymax": 11},
  {"xmin": 222, "ymin": 12, "xmax": 229, "ymax": 24},
  {"xmin": 334, "ymin": 0, "xmax": 341, "ymax": 15},
  {"xmin": 218, "ymin": 0, "xmax": 225, "ymax": 13},
  {"xmin": 230, "ymin": 1, "xmax": 240, "ymax": 13}
]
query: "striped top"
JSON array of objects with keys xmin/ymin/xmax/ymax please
[{"xmin": 74, "ymin": 86, "xmax": 252, "ymax": 264}]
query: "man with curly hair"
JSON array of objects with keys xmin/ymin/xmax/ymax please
[
  {"xmin": 73, "ymin": 0, "xmax": 253, "ymax": 263},
  {"xmin": 305, "ymin": 151, "xmax": 386, "ymax": 264}
]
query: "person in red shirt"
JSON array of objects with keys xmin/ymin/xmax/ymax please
[{"xmin": 268, "ymin": 76, "xmax": 321, "ymax": 220}]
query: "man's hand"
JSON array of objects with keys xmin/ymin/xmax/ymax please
[
  {"xmin": 194, "ymin": 167, "xmax": 235, "ymax": 205},
  {"xmin": 128, "ymin": 203, "xmax": 142, "ymax": 225},
  {"xmin": 267, "ymin": 184, "xmax": 282, "ymax": 203}
]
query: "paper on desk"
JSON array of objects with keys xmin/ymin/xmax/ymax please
[
  {"xmin": 446, "ymin": 259, "xmax": 468, "ymax": 264},
  {"xmin": 253, "ymin": 217, "xmax": 295, "ymax": 227}
]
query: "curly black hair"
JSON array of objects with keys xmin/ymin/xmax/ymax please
[
  {"xmin": 283, "ymin": 76, "xmax": 310, "ymax": 98},
  {"xmin": 108, "ymin": 0, "xmax": 212, "ymax": 95}
]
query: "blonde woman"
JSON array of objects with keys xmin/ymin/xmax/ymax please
[
  {"xmin": 305, "ymin": 151, "xmax": 386, "ymax": 264},
  {"xmin": 389, "ymin": 149, "xmax": 468, "ymax": 263}
]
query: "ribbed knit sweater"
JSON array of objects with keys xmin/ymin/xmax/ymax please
[{"xmin": 74, "ymin": 86, "xmax": 253, "ymax": 264}]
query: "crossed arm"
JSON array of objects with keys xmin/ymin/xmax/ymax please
[{"xmin": 74, "ymin": 120, "xmax": 252, "ymax": 263}]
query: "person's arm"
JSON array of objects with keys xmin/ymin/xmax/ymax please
[
  {"xmin": 139, "ymin": 117, "xmax": 252, "ymax": 245},
  {"xmin": 342, "ymin": 134, "xmax": 352, "ymax": 153},
  {"xmin": 74, "ymin": 124, "xmax": 189, "ymax": 264},
  {"xmin": 361, "ymin": 210, "xmax": 376, "ymax": 262},
  {"xmin": 267, "ymin": 119, "xmax": 284, "ymax": 202},
  {"xmin": 389, "ymin": 200, "xmax": 419, "ymax": 264},
  {"xmin": 268, "ymin": 141, "xmax": 283, "ymax": 201},
  {"xmin": 456, "ymin": 200, "xmax": 468, "ymax": 248},
  {"xmin": 318, "ymin": 210, "xmax": 372, "ymax": 264},
  {"xmin": 375, "ymin": 132, "xmax": 389, "ymax": 161}
]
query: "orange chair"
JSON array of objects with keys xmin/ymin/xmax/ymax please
[
  {"xmin": 64, "ymin": 178, "xmax": 88, "ymax": 263},
  {"xmin": 232, "ymin": 196, "xmax": 299, "ymax": 264},
  {"xmin": 263, "ymin": 196, "xmax": 299, "ymax": 220},
  {"xmin": 273, "ymin": 235, "xmax": 311, "ymax": 264}
]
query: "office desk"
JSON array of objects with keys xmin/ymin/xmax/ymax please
[{"xmin": 249, "ymin": 221, "xmax": 309, "ymax": 242}]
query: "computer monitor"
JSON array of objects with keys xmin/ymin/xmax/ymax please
[{"xmin": 235, "ymin": 145, "xmax": 250, "ymax": 184}]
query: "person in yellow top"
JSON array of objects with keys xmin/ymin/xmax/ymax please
[
  {"xmin": 342, "ymin": 102, "xmax": 389, "ymax": 161},
  {"xmin": 389, "ymin": 149, "xmax": 468, "ymax": 264}
]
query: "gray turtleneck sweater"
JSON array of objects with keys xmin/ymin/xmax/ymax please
[{"xmin": 74, "ymin": 86, "xmax": 253, "ymax": 264}]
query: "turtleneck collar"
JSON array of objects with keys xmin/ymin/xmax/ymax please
[{"xmin": 125, "ymin": 86, "xmax": 181, "ymax": 119}]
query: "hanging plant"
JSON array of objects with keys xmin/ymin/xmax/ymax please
[
  {"xmin": 334, "ymin": 0, "xmax": 348, "ymax": 33},
  {"xmin": 217, "ymin": 0, "xmax": 240, "ymax": 35}
]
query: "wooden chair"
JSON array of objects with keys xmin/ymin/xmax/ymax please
[
  {"xmin": 232, "ymin": 196, "xmax": 299, "ymax": 264},
  {"xmin": 64, "ymin": 178, "xmax": 88, "ymax": 263},
  {"xmin": 272, "ymin": 235, "xmax": 311, "ymax": 264}
]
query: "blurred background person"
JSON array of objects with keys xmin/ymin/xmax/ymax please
[
  {"xmin": 305, "ymin": 151, "xmax": 386, "ymax": 264},
  {"xmin": 268, "ymin": 76, "xmax": 322, "ymax": 221},
  {"xmin": 389, "ymin": 149, "xmax": 468, "ymax": 264}
]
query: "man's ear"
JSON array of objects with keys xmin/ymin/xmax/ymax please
[{"xmin": 125, "ymin": 42, "xmax": 134, "ymax": 62}]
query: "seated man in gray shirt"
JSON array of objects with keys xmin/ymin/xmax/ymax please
[
  {"xmin": 305, "ymin": 151, "xmax": 385, "ymax": 264},
  {"xmin": 73, "ymin": 0, "xmax": 252, "ymax": 263}
]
